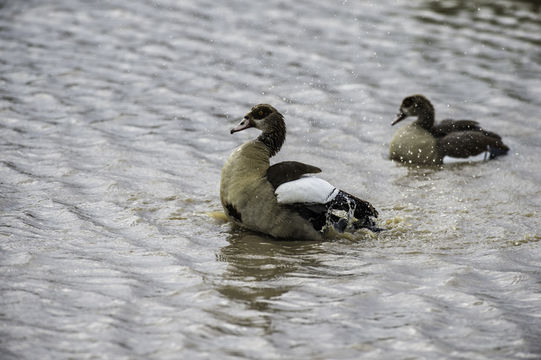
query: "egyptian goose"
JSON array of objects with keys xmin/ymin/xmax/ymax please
[
  {"xmin": 220, "ymin": 104, "xmax": 380, "ymax": 241},
  {"xmin": 390, "ymin": 95, "xmax": 509, "ymax": 165}
]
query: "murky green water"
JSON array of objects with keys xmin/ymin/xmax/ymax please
[{"xmin": 1, "ymin": 0, "xmax": 540, "ymax": 359}]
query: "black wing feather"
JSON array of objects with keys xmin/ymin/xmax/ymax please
[
  {"xmin": 267, "ymin": 162, "xmax": 381, "ymax": 233},
  {"xmin": 430, "ymin": 119, "xmax": 481, "ymax": 137},
  {"xmin": 266, "ymin": 161, "xmax": 321, "ymax": 189},
  {"xmin": 437, "ymin": 131, "xmax": 509, "ymax": 158},
  {"xmin": 431, "ymin": 119, "xmax": 509, "ymax": 158},
  {"xmin": 285, "ymin": 190, "xmax": 379, "ymax": 233}
]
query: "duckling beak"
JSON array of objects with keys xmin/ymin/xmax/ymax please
[
  {"xmin": 230, "ymin": 117, "xmax": 253, "ymax": 134},
  {"xmin": 391, "ymin": 112, "xmax": 408, "ymax": 126}
]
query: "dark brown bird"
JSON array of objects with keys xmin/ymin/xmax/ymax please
[{"xmin": 390, "ymin": 95, "xmax": 509, "ymax": 165}]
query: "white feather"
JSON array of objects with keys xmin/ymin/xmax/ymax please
[
  {"xmin": 443, "ymin": 151, "xmax": 489, "ymax": 164},
  {"xmin": 275, "ymin": 177, "xmax": 339, "ymax": 204}
]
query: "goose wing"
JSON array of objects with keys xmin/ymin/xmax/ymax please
[
  {"xmin": 275, "ymin": 177, "xmax": 379, "ymax": 233},
  {"xmin": 266, "ymin": 161, "xmax": 321, "ymax": 189}
]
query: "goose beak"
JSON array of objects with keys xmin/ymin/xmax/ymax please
[
  {"xmin": 391, "ymin": 112, "xmax": 408, "ymax": 126},
  {"xmin": 230, "ymin": 117, "xmax": 253, "ymax": 134}
]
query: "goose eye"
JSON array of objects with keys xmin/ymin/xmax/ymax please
[{"xmin": 253, "ymin": 108, "xmax": 268, "ymax": 119}]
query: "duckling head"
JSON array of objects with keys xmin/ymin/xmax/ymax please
[{"xmin": 392, "ymin": 95, "xmax": 434, "ymax": 127}]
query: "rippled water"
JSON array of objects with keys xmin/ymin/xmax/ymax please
[{"xmin": 1, "ymin": 0, "xmax": 540, "ymax": 359}]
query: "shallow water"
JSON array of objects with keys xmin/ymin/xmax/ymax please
[{"xmin": 1, "ymin": 0, "xmax": 540, "ymax": 359}]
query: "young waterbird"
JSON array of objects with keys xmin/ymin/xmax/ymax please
[
  {"xmin": 390, "ymin": 95, "xmax": 509, "ymax": 165},
  {"xmin": 220, "ymin": 104, "xmax": 380, "ymax": 241}
]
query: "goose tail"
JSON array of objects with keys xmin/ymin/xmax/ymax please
[{"xmin": 329, "ymin": 191, "xmax": 383, "ymax": 233}]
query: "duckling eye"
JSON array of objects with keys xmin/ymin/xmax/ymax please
[{"xmin": 258, "ymin": 110, "xmax": 263, "ymax": 116}]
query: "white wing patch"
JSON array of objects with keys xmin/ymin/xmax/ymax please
[
  {"xmin": 275, "ymin": 177, "xmax": 339, "ymax": 204},
  {"xmin": 443, "ymin": 151, "xmax": 489, "ymax": 164}
]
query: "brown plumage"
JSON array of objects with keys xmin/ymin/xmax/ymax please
[
  {"xmin": 220, "ymin": 104, "xmax": 380, "ymax": 240},
  {"xmin": 390, "ymin": 95, "xmax": 509, "ymax": 165}
]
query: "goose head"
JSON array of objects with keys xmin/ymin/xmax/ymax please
[
  {"xmin": 231, "ymin": 104, "xmax": 284, "ymax": 134},
  {"xmin": 230, "ymin": 104, "xmax": 287, "ymax": 157}
]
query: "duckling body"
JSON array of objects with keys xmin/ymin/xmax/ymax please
[
  {"xmin": 390, "ymin": 122, "xmax": 440, "ymax": 165},
  {"xmin": 220, "ymin": 104, "xmax": 379, "ymax": 241},
  {"xmin": 390, "ymin": 95, "xmax": 509, "ymax": 165}
]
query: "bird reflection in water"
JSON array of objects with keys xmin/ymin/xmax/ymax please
[{"xmin": 215, "ymin": 231, "xmax": 325, "ymax": 310}]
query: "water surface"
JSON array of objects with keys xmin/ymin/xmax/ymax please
[{"xmin": 1, "ymin": 0, "xmax": 540, "ymax": 359}]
